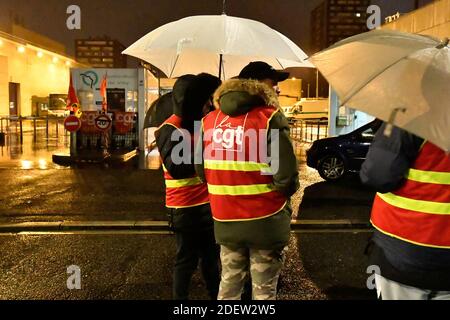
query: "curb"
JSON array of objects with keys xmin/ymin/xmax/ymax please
[{"xmin": 0, "ymin": 219, "xmax": 372, "ymax": 233}]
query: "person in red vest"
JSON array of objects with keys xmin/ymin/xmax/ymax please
[
  {"xmin": 361, "ymin": 123, "xmax": 450, "ymax": 300},
  {"xmin": 155, "ymin": 73, "xmax": 222, "ymax": 300},
  {"xmin": 196, "ymin": 62, "xmax": 300, "ymax": 300}
]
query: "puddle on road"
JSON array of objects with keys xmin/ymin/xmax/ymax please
[{"xmin": 0, "ymin": 127, "xmax": 69, "ymax": 170}]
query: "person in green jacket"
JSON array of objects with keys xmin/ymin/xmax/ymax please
[{"xmin": 195, "ymin": 62, "xmax": 299, "ymax": 300}]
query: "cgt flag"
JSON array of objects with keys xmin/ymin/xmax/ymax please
[
  {"xmin": 100, "ymin": 73, "xmax": 108, "ymax": 113},
  {"xmin": 66, "ymin": 74, "xmax": 79, "ymax": 112}
]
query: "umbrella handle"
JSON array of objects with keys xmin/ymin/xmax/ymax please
[
  {"xmin": 383, "ymin": 108, "xmax": 406, "ymax": 137},
  {"xmin": 436, "ymin": 38, "xmax": 449, "ymax": 49}
]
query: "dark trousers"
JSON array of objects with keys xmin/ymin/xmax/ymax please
[{"xmin": 173, "ymin": 227, "xmax": 220, "ymax": 300}]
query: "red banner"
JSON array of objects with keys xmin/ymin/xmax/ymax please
[
  {"xmin": 114, "ymin": 112, "xmax": 135, "ymax": 134},
  {"xmin": 80, "ymin": 111, "xmax": 101, "ymax": 134}
]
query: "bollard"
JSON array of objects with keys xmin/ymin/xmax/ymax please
[
  {"xmin": 46, "ymin": 115, "xmax": 49, "ymax": 139},
  {"xmin": 317, "ymin": 121, "xmax": 320, "ymax": 140},
  {"xmin": 19, "ymin": 116, "xmax": 23, "ymax": 144},
  {"xmin": 33, "ymin": 118, "xmax": 37, "ymax": 141}
]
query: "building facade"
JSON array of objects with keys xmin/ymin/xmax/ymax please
[
  {"xmin": 0, "ymin": 25, "xmax": 84, "ymax": 117},
  {"xmin": 381, "ymin": 0, "xmax": 450, "ymax": 38},
  {"xmin": 75, "ymin": 38, "xmax": 127, "ymax": 68},
  {"xmin": 311, "ymin": 0, "xmax": 370, "ymax": 53}
]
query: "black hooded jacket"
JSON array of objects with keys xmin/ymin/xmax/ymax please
[{"xmin": 155, "ymin": 74, "xmax": 221, "ymax": 179}]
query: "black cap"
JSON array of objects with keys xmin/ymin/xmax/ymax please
[{"xmin": 238, "ymin": 61, "xmax": 289, "ymax": 83}]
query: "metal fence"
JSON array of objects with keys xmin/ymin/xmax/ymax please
[
  {"xmin": 290, "ymin": 118, "xmax": 329, "ymax": 143},
  {"xmin": 0, "ymin": 115, "xmax": 68, "ymax": 144}
]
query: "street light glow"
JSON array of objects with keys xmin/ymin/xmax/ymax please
[
  {"xmin": 38, "ymin": 159, "xmax": 48, "ymax": 170},
  {"xmin": 52, "ymin": 57, "xmax": 59, "ymax": 63},
  {"xmin": 37, "ymin": 51, "xmax": 43, "ymax": 58},
  {"xmin": 21, "ymin": 160, "xmax": 33, "ymax": 170},
  {"xmin": 356, "ymin": 13, "xmax": 361, "ymax": 17},
  {"xmin": 66, "ymin": 61, "xmax": 71, "ymax": 66},
  {"xmin": 18, "ymin": 46, "xmax": 25, "ymax": 53}
]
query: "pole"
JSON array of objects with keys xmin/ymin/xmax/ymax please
[
  {"xmin": 218, "ymin": 54, "xmax": 223, "ymax": 80},
  {"xmin": 19, "ymin": 116, "xmax": 23, "ymax": 145},
  {"xmin": 222, "ymin": 0, "xmax": 226, "ymax": 14},
  {"xmin": 316, "ymin": 69, "xmax": 319, "ymax": 98},
  {"xmin": 307, "ymin": 83, "xmax": 310, "ymax": 98},
  {"xmin": 33, "ymin": 118, "xmax": 37, "ymax": 141}
]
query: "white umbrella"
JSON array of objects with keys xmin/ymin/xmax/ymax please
[
  {"xmin": 123, "ymin": 14, "xmax": 314, "ymax": 79},
  {"xmin": 310, "ymin": 30, "xmax": 450, "ymax": 152}
]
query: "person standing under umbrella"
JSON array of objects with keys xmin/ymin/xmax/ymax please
[
  {"xmin": 155, "ymin": 73, "xmax": 222, "ymax": 300},
  {"xmin": 361, "ymin": 123, "xmax": 450, "ymax": 300},
  {"xmin": 196, "ymin": 62, "xmax": 299, "ymax": 300}
]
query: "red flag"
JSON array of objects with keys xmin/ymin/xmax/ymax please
[
  {"xmin": 66, "ymin": 74, "xmax": 79, "ymax": 111},
  {"xmin": 100, "ymin": 74, "xmax": 107, "ymax": 113}
]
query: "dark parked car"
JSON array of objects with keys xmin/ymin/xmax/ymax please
[{"xmin": 306, "ymin": 119, "xmax": 382, "ymax": 181}]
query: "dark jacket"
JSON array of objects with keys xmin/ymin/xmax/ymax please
[
  {"xmin": 195, "ymin": 79, "xmax": 300, "ymax": 250},
  {"xmin": 360, "ymin": 123, "xmax": 450, "ymax": 290},
  {"xmin": 155, "ymin": 74, "xmax": 220, "ymax": 231}
]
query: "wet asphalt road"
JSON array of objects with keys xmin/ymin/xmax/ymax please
[
  {"xmin": 0, "ymin": 167, "xmax": 166, "ymax": 224},
  {"xmin": 0, "ymin": 135, "xmax": 378, "ymax": 300},
  {"xmin": 0, "ymin": 231, "xmax": 376, "ymax": 300}
]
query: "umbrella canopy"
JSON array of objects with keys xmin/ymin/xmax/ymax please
[
  {"xmin": 310, "ymin": 30, "xmax": 450, "ymax": 152},
  {"xmin": 123, "ymin": 14, "xmax": 314, "ymax": 79},
  {"xmin": 144, "ymin": 92, "xmax": 174, "ymax": 129}
]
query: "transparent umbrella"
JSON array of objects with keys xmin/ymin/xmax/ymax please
[
  {"xmin": 123, "ymin": 14, "xmax": 314, "ymax": 80},
  {"xmin": 310, "ymin": 30, "xmax": 450, "ymax": 152}
]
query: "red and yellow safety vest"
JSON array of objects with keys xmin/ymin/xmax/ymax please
[
  {"xmin": 371, "ymin": 141, "xmax": 450, "ymax": 248},
  {"xmin": 157, "ymin": 115, "xmax": 209, "ymax": 209},
  {"xmin": 202, "ymin": 106, "xmax": 287, "ymax": 222}
]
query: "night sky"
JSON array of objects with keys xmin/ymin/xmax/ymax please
[
  {"xmin": 0, "ymin": 0, "xmax": 431, "ymax": 56},
  {"xmin": 0, "ymin": 0, "xmax": 433, "ymax": 85}
]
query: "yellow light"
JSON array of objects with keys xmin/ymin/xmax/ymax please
[
  {"xmin": 18, "ymin": 46, "xmax": 26, "ymax": 53},
  {"xmin": 291, "ymin": 77, "xmax": 297, "ymax": 80},
  {"xmin": 66, "ymin": 61, "xmax": 71, "ymax": 66},
  {"xmin": 21, "ymin": 160, "xmax": 33, "ymax": 169},
  {"xmin": 53, "ymin": 57, "xmax": 59, "ymax": 63},
  {"xmin": 38, "ymin": 159, "xmax": 48, "ymax": 170},
  {"xmin": 37, "ymin": 51, "xmax": 43, "ymax": 58},
  {"xmin": 0, "ymin": 39, "xmax": 3, "ymax": 46}
]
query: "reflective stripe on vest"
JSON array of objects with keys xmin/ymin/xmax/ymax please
[
  {"xmin": 371, "ymin": 141, "xmax": 450, "ymax": 248},
  {"xmin": 158, "ymin": 115, "xmax": 209, "ymax": 209},
  {"xmin": 202, "ymin": 106, "xmax": 287, "ymax": 221},
  {"xmin": 377, "ymin": 192, "xmax": 450, "ymax": 215},
  {"xmin": 207, "ymin": 183, "xmax": 276, "ymax": 196},
  {"xmin": 204, "ymin": 159, "xmax": 272, "ymax": 174},
  {"xmin": 407, "ymin": 168, "xmax": 450, "ymax": 185}
]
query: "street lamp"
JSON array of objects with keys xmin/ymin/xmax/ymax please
[{"xmin": 18, "ymin": 45, "xmax": 25, "ymax": 53}]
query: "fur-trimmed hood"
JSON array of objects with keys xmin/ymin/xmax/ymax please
[{"xmin": 213, "ymin": 79, "xmax": 280, "ymax": 116}]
